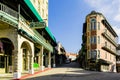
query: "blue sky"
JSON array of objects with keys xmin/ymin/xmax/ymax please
[{"xmin": 48, "ymin": 0, "xmax": 120, "ymax": 53}]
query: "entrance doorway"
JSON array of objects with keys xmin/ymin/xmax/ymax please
[
  {"xmin": 21, "ymin": 41, "xmax": 32, "ymax": 72},
  {"xmin": 0, "ymin": 38, "xmax": 14, "ymax": 73}
]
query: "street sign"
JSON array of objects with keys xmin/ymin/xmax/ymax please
[{"xmin": 30, "ymin": 22, "xmax": 46, "ymax": 29}]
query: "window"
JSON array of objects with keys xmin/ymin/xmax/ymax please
[
  {"xmin": 114, "ymin": 56, "xmax": 116, "ymax": 61},
  {"xmin": 98, "ymin": 36, "xmax": 100, "ymax": 44},
  {"xmin": 91, "ymin": 50, "xmax": 97, "ymax": 59},
  {"xmin": 105, "ymin": 52, "xmax": 107, "ymax": 59},
  {"xmin": 89, "ymin": 23, "xmax": 91, "ymax": 31},
  {"xmin": 88, "ymin": 23, "xmax": 90, "ymax": 31},
  {"xmin": 42, "ymin": 9, "xmax": 44, "ymax": 17},
  {"xmin": 94, "ymin": 36, "xmax": 96, "ymax": 44},
  {"xmin": 98, "ymin": 50, "xmax": 100, "ymax": 59},
  {"xmin": 46, "ymin": 14, "xmax": 48, "ymax": 19},
  {"xmin": 46, "ymin": 2, "xmax": 48, "ymax": 9},
  {"xmin": 38, "ymin": 1, "xmax": 40, "ymax": 12},
  {"xmin": 91, "ymin": 18, "xmax": 96, "ymax": 30},
  {"xmin": 33, "ymin": 0, "xmax": 35, "ymax": 3},
  {"xmin": 94, "ymin": 22, "xmax": 96, "ymax": 30},
  {"xmin": 88, "ymin": 37, "xmax": 90, "ymax": 43},
  {"xmin": 105, "ymin": 29, "xmax": 107, "ymax": 33},
  {"xmin": 110, "ymin": 45, "xmax": 111, "ymax": 50},
  {"xmin": 90, "ymin": 36, "xmax": 96, "ymax": 44},
  {"xmin": 98, "ymin": 22, "xmax": 100, "ymax": 30},
  {"xmin": 89, "ymin": 37, "xmax": 90, "ymax": 44},
  {"xmin": 110, "ymin": 54, "xmax": 111, "ymax": 60},
  {"xmin": 105, "ymin": 42, "xmax": 107, "ymax": 47},
  {"xmin": 0, "ymin": 56, "xmax": 5, "ymax": 68},
  {"xmin": 88, "ymin": 51, "xmax": 91, "ymax": 59},
  {"xmin": 90, "ymin": 36, "xmax": 92, "ymax": 43}
]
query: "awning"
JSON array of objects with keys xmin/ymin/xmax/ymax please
[{"xmin": 24, "ymin": 0, "xmax": 56, "ymax": 43}]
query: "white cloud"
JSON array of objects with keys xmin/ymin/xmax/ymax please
[
  {"xmin": 113, "ymin": 26, "xmax": 120, "ymax": 43},
  {"xmin": 84, "ymin": 0, "xmax": 120, "ymax": 43},
  {"xmin": 84, "ymin": 0, "xmax": 119, "ymax": 16},
  {"xmin": 113, "ymin": 26, "xmax": 120, "ymax": 36},
  {"xmin": 84, "ymin": 0, "xmax": 120, "ymax": 21},
  {"xmin": 114, "ymin": 14, "xmax": 120, "ymax": 22}
]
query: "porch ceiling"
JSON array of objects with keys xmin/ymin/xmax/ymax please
[
  {"xmin": 0, "ymin": 21, "xmax": 10, "ymax": 29},
  {"xmin": 0, "ymin": 0, "xmax": 38, "ymax": 21}
]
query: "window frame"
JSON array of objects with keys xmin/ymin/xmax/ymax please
[
  {"xmin": 98, "ymin": 22, "xmax": 100, "ymax": 30},
  {"xmin": 90, "ymin": 18, "xmax": 96, "ymax": 30}
]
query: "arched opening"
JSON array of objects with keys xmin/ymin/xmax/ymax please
[
  {"xmin": 0, "ymin": 38, "xmax": 14, "ymax": 73},
  {"xmin": 21, "ymin": 41, "xmax": 32, "ymax": 72}
]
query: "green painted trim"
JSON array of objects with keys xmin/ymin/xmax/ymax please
[
  {"xmin": 19, "ymin": 29, "xmax": 53, "ymax": 52},
  {"xmin": 24, "ymin": 0, "xmax": 56, "ymax": 42},
  {"xmin": 45, "ymin": 27, "xmax": 56, "ymax": 42},
  {"xmin": 0, "ymin": 11, "xmax": 18, "ymax": 27},
  {"xmin": 24, "ymin": 0, "xmax": 42, "ymax": 21}
]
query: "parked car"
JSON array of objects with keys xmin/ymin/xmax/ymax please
[{"xmin": 65, "ymin": 59, "xmax": 70, "ymax": 64}]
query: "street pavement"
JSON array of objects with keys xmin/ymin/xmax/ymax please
[{"xmin": 25, "ymin": 62, "xmax": 120, "ymax": 80}]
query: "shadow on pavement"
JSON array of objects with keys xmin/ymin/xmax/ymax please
[
  {"xmin": 55, "ymin": 62, "xmax": 81, "ymax": 68},
  {"xmin": 25, "ymin": 62, "xmax": 120, "ymax": 80}
]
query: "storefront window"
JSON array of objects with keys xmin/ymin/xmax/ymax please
[{"xmin": 0, "ymin": 56, "xmax": 4, "ymax": 68}]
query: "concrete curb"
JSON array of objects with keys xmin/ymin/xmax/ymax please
[{"xmin": 13, "ymin": 68, "xmax": 52, "ymax": 80}]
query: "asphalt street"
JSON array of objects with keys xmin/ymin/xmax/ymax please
[{"xmin": 25, "ymin": 62, "xmax": 120, "ymax": 80}]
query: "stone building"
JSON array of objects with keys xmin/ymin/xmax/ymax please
[
  {"xmin": 55, "ymin": 42, "xmax": 66, "ymax": 66},
  {"xmin": 81, "ymin": 11, "xmax": 118, "ymax": 72},
  {"xmin": 116, "ymin": 44, "xmax": 120, "ymax": 72},
  {"xmin": 0, "ymin": 0, "xmax": 57, "ymax": 79}
]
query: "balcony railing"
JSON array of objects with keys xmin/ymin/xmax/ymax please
[
  {"xmin": 102, "ymin": 43, "xmax": 116, "ymax": 55},
  {"xmin": 116, "ymin": 61, "xmax": 120, "ymax": 64},
  {"xmin": 0, "ymin": 2, "xmax": 18, "ymax": 19},
  {"xmin": 0, "ymin": 2, "xmax": 18, "ymax": 27},
  {"xmin": 0, "ymin": 2, "xmax": 53, "ymax": 52},
  {"xmin": 102, "ymin": 32, "xmax": 118, "ymax": 47}
]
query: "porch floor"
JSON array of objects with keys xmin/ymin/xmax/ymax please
[{"xmin": 0, "ymin": 68, "xmax": 50, "ymax": 80}]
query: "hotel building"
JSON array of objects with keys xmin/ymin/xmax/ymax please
[
  {"xmin": 0, "ymin": 0, "xmax": 57, "ymax": 79},
  {"xmin": 81, "ymin": 11, "xmax": 118, "ymax": 72}
]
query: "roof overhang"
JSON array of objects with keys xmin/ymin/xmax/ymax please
[
  {"xmin": 102, "ymin": 20, "xmax": 118, "ymax": 37},
  {"xmin": 24, "ymin": 0, "xmax": 56, "ymax": 43}
]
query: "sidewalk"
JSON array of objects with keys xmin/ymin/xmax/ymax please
[
  {"xmin": 0, "ymin": 73, "xmax": 13, "ymax": 80},
  {"xmin": 0, "ymin": 68, "xmax": 51, "ymax": 80},
  {"xmin": 20, "ymin": 68, "xmax": 51, "ymax": 79}
]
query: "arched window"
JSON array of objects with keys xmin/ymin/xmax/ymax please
[{"xmin": 91, "ymin": 18, "xmax": 96, "ymax": 30}]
